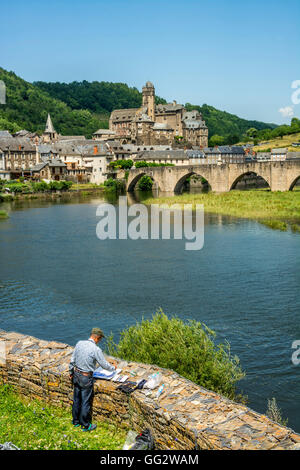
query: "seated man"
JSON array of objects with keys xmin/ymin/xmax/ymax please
[{"xmin": 69, "ymin": 327, "xmax": 116, "ymax": 431}]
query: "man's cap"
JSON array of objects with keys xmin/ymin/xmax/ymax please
[{"xmin": 91, "ymin": 327, "xmax": 104, "ymax": 337}]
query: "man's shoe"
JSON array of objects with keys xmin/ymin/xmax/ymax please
[
  {"xmin": 73, "ymin": 423, "xmax": 80, "ymax": 427},
  {"xmin": 82, "ymin": 423, "xmax": 97, "ymax": 432}
]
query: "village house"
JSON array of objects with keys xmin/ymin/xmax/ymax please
[
  {"xmin": 256, "ymin": 152, "xmax": 271, "ymax": 162},
  {"xmin": 217, "ymin": 146, "xmax": 245, "ymax": 163},
  {"xmin": 134, "ymin": 146, "xmax": 248, "ymax": 167},
  {"xmin": 0, "ymin": 137, "xmax": 38, "ymax": 179},
  {"xmin": 31, "ymin": 158, "xmax": 67, "ymax": 181},
  {"xmin": 134, "ymin": 149, "xmax": 188, "ymax": 166},
  {"xmin": 82, "ymin": 142, "xmax": 114, "ymax": 184},
  {"xmin": 271, "ymin": 148, "xmax": 287, "ymax": 161},
  {"xmin": 92, "ymin": 129, "xmax": 116, "ymax": 141}
]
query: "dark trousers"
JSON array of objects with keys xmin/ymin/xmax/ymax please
[{"xmin": 72, "ymin": 370, "xmax": 94, "ymax": 428}]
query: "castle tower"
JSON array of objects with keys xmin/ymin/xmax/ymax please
[{"xmin": 142, "ymin": 81, "xmax": 155, "ymax": 122}]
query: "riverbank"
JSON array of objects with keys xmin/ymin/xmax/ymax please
[
  {"xmin": 0, "ymin": 384, "xmax": 126, "ymax": 450},
  {"xmin": 0, "ymin": 185, "xmax": 106, "ymax": 203},
  {"xmin": 144, "ymin": 190, "xmax": 300, "ymax": 232}
]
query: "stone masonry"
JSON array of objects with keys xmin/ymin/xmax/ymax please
[
  {"xmin": 127, "ymin": 160, "xmax": 300, "ymax": 192},
  {"xmin": 1, "ymin": 330, "xmax": 300, "ymax": 450}
]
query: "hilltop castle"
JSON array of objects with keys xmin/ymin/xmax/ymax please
[{"xmin": 108, "ymin": 81, "xmax": 208, "ymax": 147}]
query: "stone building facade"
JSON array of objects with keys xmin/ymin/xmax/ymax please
[
  {"xmin": 0, "ymin": 137, "xmax": 38, "ymax": 178},
  {"xmin": 109, "ymin": 82, "xmax": 208, "ymax": 147}
]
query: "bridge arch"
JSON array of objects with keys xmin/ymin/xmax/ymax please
[
  {"xmin": 174, "ymin": 171, "xmax": 211, "ymax": 194},
  {"xmin": 289, "ymin": 175, "xmax": 300, "ymax": 191},
  {"xmin": 230, "ymin": 171, "xmax": 270, "ymax": 191},
  {"xmin": 127, "ymin": 171, "xmax": 156, "ymax": 192}
]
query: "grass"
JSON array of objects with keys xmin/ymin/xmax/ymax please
[
  {"xmin": 0, "ymin": 384, "xmax": 126, "ymax": 450},
  {"xmin": 70, "ymin": 183, "xmax": 105, "ymax": 191},
  {"xmin": 143, "ymin": 190, "xmax": 300, "ymax": 232},
  {"xmin": 251, "ymin": 132, "xmax": 300, "ymax": 152}
]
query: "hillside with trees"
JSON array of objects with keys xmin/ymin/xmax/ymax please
[
  {"xmin": 243, "ymin": 118, "xmax": 300, "ymax": 144},
  {"xmin": 34, "ymin": 80, "xmax": 167, "ymax": 117},
  {"xmin": 0, "ymin": 67, "xmax": 279, "ymax": 141},
  {"xmin": 0, "ymin": 68, "xmax": 107, "ymax": 137},
  {"xmin": 185, "ymin": 103, "xmax": 277, "ymax": 146}
]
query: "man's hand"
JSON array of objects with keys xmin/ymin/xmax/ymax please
[{"xmin": 69, "ymin": 373, "xmax": 74, "ymax": 381}]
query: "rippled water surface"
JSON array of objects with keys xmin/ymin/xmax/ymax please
[{"xmin": 0, "ymin": 194, "xmax": 299, "ymax": 430}]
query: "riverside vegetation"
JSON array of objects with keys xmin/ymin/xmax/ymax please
[
  {"xmin": 144, "ymin": 190, "xmax": 300, "ymax": 232},
  {"xmin": 0, "ymin": 210, "xmax": 9, "ymax": 219},
  {"xmin": 0, "ymin": 179, "xmax": 111, "ymax": 202},
  {"xmin": 0, "ymin": 178, "xmax": 73, "ymax": 199},
  {"xmin": 107, "ymin": 310, "xmax": 245, "ymax": 402}
]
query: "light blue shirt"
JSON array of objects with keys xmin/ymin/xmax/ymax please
[{"xmin": 69, "ymin": 338, "xmax": 115, "ymax": 373}]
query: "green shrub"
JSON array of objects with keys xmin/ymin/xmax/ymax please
[
  {"xmin": 138, "ymin": 175, "xmax": 153, "ymax": 191},
  {"xmin": 135, "ymin": 161, "xmax": 149, "ymax": 168},
  {"xmin": 104, "ymin": 178, "xmax": 116, "ymax": 187},
  {"xmin": 107, "ymin": 310, "xmax": 245, "ymax": 401},
  {"xmin": 7, "ymin": 183, "xmax": 27, "ymax": 193},
  {"xmin": 135, "ymin": 161, "xmax": 174, "ymax": 168},
  {"xmin": 32, "ymin": 180, "xmax": 49, "ymax": 192},
  {"xmin": 104, "ymin": 178, "xmax": 125, "ymax": 191},
  {"xmin": 59, "ymin": 180, "xmax": 73, "ymax": 191},
  {"xmin": 48, "ymin": 181, "xmax": 61, "ymax": 191},
  {"xmin": 109, "ymin": 159, "xmax": 133, "ymax": 170},
  {"xmin": 0, "ymin": 210, "xmax": 9, "ymax": 219}
]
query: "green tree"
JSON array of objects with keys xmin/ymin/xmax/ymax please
[
  {"xmin": 209, "ymin": 134, "xmax": 225, "ymax": 146},
  {"xmin": 246, "ymin": 127, "xmax": 258, "ymax": 139},
  {"xmin": 138, "ymin": 175, "xmax": 153, "ymax": 190}
]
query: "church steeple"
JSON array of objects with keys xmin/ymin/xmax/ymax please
[
  {"xmin": 43, "ymin": 114, "xmax": 57, "ymax": 142},
  {"xmin": 45, "ymin": 114, "xmax": 56, "ymax": 134}
]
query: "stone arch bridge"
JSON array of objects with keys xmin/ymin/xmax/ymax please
[{"xmin": 127, "ymin": 160, "xmax": 300, "ymax": 192}]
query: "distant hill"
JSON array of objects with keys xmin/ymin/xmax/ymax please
[
  {"xmin": 34, "ymin": 80, "xmax": 167, "ymax": 117},
  {"xmin": 185, "ymin": 103, "xmax": 277, "ymax": 144},
  {"xmin": 0, "ymin": 67, "xmax": 277, "ymax": 140},
  {"xmin": 0, "ymin": 68, "xmax": 107, "ymax": 137},
  {"xmin": 35, "ymin": 80, "xmax": 277, "ymax": 142}
]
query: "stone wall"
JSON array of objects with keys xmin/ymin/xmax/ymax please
[{"xmin": 0, "ymin": 329, "xmax": 300, "ymax": 450}]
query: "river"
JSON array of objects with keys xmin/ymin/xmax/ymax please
[{"xmin": 0, "ymin": 192, "xmax": 299, "ymax": 431}]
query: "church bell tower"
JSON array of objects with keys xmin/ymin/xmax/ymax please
[{"xmin": 142, "ymin": 81, "xmax": 155, "ymax": 121}]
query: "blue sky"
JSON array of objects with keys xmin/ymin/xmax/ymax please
[{"xmin": 1, "ymin": 0, "xmax": 299, "ymax": 124}]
